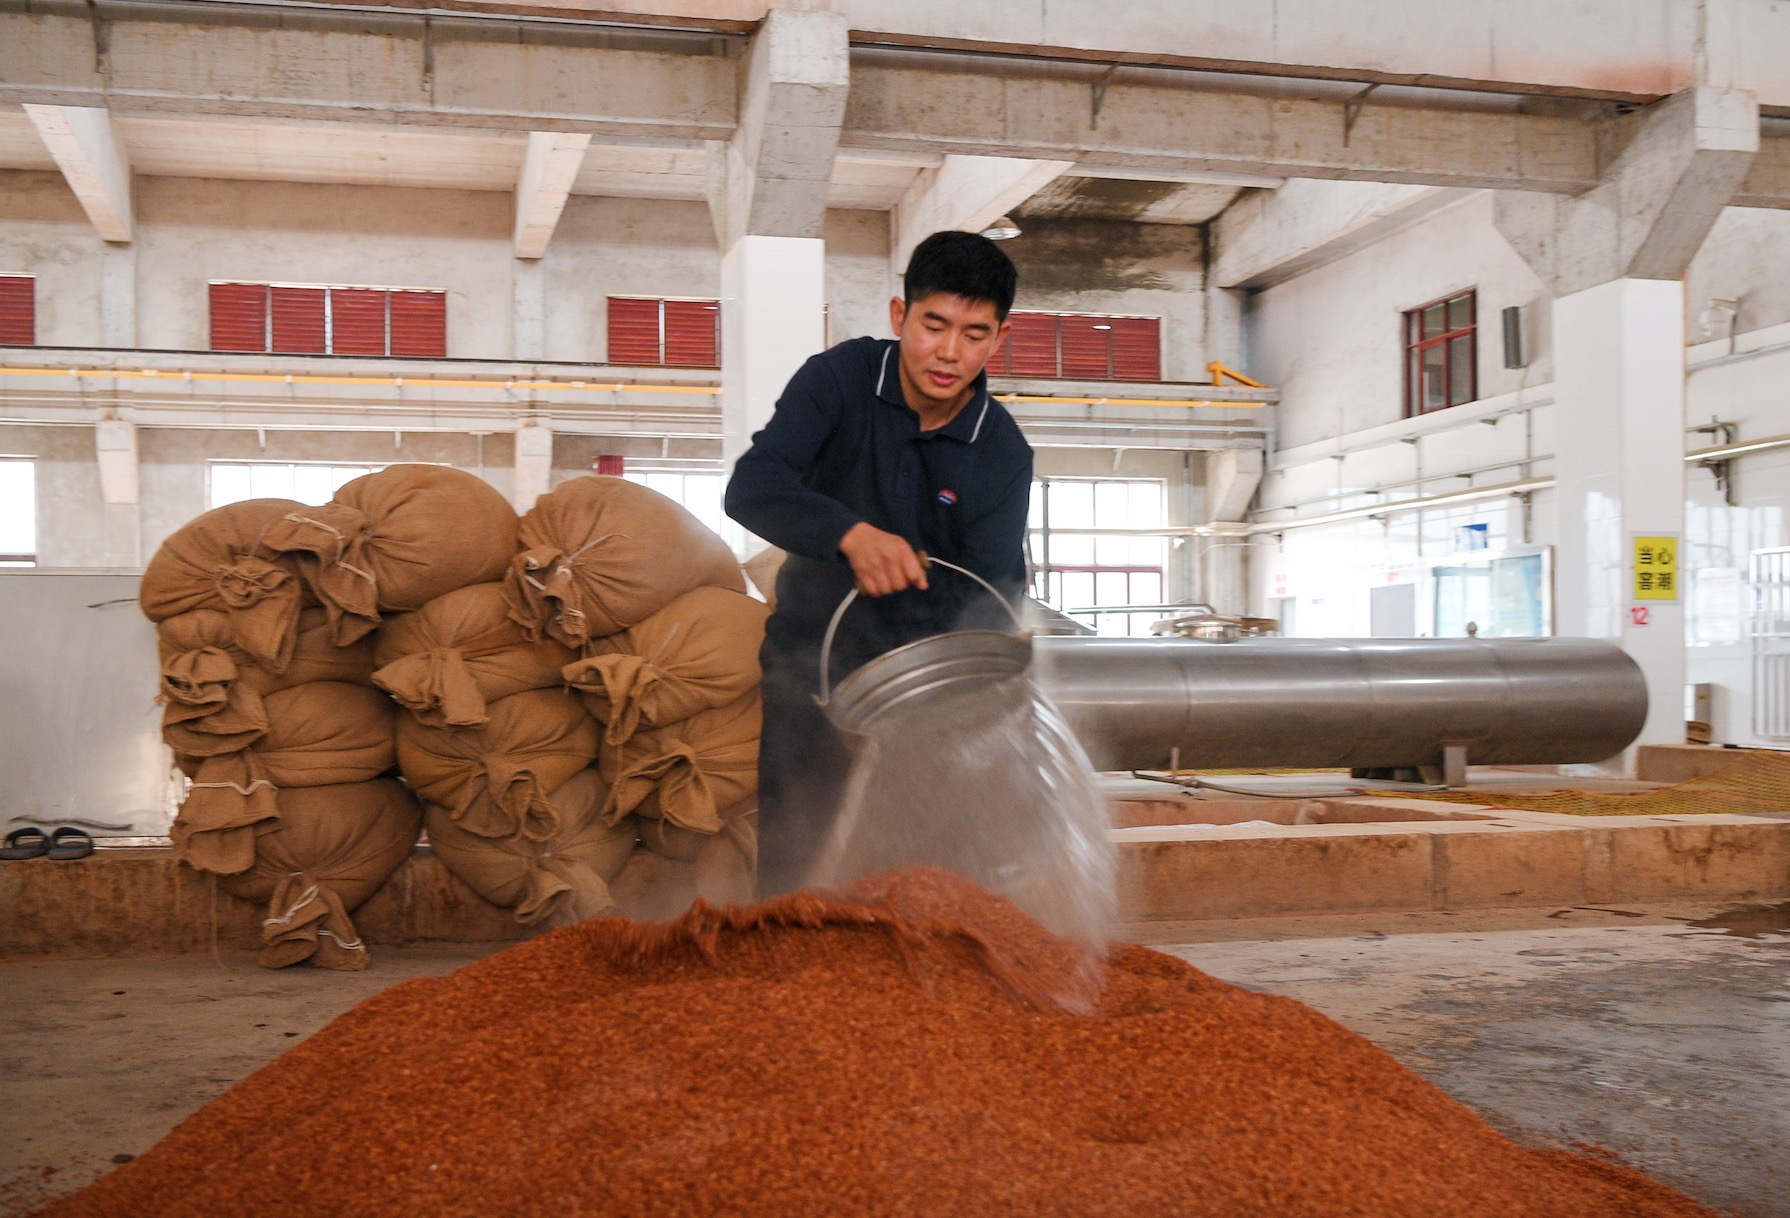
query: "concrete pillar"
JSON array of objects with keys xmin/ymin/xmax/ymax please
[
  {"xmin": 94, "ymin": 418, "xmax": 141, "ymax": 567},
  {"xmin": 720, "ymin": 235, "xmax": 826, "ymax": 469},
  {"xmin": 100, "ymin": 243, "xmax": 135, "ymax": 348},
  {"xmin": 1199, "ymin": 448, "xmax": 1263, "ymax": 616},
  {"xmin": 514, "ymin": 422, "xmax": 554, "ymax": 511},
  {"xmin": 513, "ymin": 259, "xmax": 545, "ymax": 362},
  {"xmin": 1552, "ymin": 279, "xmax": 1686, "ymax": 760}
]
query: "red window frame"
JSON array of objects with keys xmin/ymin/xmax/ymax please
[
  {"xmin": 0, "ymin": 275, "xmax": 35, "ymax": 346},
  {"xmin": 990, "ymin": 311, "xmax": 1161, "ymax": 382},
  {"xmin": 1403, "ymin": 290, "xmax": 1477, "ymax": 416},
  {"xmin": 606, "ymin": 297, "xmax": 721, "ymax": 368},
  {"xmin": 208, "ymin": 283, "xmax": 447, "ymax": 357}
]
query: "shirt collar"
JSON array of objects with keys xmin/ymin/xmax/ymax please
[{"xmin": 875, "ymin": 341, "xmax": 994, "ymax": 445}]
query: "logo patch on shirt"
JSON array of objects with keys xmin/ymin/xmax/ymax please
[{"xmin": 936, "ymin": 488, "xmax": 958, "ymax": 506}]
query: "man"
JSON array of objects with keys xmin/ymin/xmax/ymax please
[{"xmin": 724, "ymin": 230, "xmax": 1034, "ymax": 894}]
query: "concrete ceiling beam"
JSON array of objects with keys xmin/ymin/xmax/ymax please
[
  {"xmin": 1212, "ymin": 180, "xmax": 1464, "ymax": 291},
  {"xmin": 22, "ymin": 104, "xmax": 134, "ymax": 242},
  {"xmin": 1732, "ymin": 133, "xmax": 1790, "ymax": 210},
  {"xmin": 0, "ymin": 11, "xmax": 738, "ymax": 142},
  {"xmin": 891, "ymin": 155, "xmax": 1073, "ymax": 270},
  {"xmin": 706, "ymin": 8, "xmax": 849, "ymax": 247},
  {"xmin": 1494, "ymin": 87, "xmax": 1760, "ymax": 297},
  {"xmin": 513, "ymin": 131, "xmax": 591, "ymax": 258},
  {"xmin": 841, "ymin": 60, "xmax": 1606, "ymax": 195}
]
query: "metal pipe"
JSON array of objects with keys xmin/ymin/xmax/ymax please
[{"xmin": 1034, "ymin": 635, "xmax": 1647, "ymax": 771}]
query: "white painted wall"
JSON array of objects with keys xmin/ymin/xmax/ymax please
[
  {"xmin": 1246, "ymin": 192, "xmax": 1552, "ymax": 451},
  {"xmin": 0, "ymin": 172, "xmax": 104, "ymax": 346},
  {"xmin": 1248, "ymin": 193, "xmax": 1790, "ymax": 747},
  {"xmin": 132, "ymin": 178, "xmax": 517, "ymax": 357}
]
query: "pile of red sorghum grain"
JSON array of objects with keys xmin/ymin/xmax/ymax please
[{"xmin": 37, "ymin": 869, "xmax": 1711, "ymax": 1218}]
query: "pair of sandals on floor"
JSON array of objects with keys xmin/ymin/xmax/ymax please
[{"xmin": 2, "ymin": 826, "xmax": 95, "ymax": 860}]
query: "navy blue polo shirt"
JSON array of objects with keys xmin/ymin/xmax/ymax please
[{"xmin": 724, "ymin": 335, "xmax": 1033, "ymax": 658}]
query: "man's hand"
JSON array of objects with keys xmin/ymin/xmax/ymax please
[{"xmin": 838, "ymin": 522, "xmax": 929, "ymax": 596}]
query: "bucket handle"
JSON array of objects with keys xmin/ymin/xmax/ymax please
[{"xmin": 815, "ymin": 555, "xmax": 1025, "ymax": 709}]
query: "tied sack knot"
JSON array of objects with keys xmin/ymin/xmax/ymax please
[
  {"xmin": 502, "ymin": 547, "xmax": 567, "ymax": 642},
  {"xmin": 260, "ymin": 872, "xmax": 368, "ymax": 971},
  {"xmin": 562, "ymin": 654, "xmax": 659, "ymax": 746},
  {"xmin": 213, "ymin": 558, "xmax": 294, "ymax": 610},
  {"xmin": 161, "ymin": 646, "xmax": 240, "ymax": 707},
  {"xmin": 373, "ymin": 647, "xmax": 488, "ymax": 727},
  {"xmin": 263, "ymin": 506, "xmax": 380, "ymax": 641},
  {"xmin": 172, "ymin": 753, "xmax": 280, "ymax": 876},
  {"xmin": 452, "ymin": 755, "xmax": 559, "ymax": 843},
  {"xmin": 603, "ymin": 745, "xmax": 721, "ymax": 834}
]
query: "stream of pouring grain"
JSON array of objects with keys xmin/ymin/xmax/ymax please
[{"xmin": 808, "ymin": 672, "xmax": 1117, "ymax": 1009}]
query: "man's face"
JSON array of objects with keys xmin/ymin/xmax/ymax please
[{"xmin": 889, "ymin": 292, "xmax": 1011, "ymax": 411}]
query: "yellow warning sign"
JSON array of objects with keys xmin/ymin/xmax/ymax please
[{"xmin": 1633, "ymin": 535, "xmax": 1679, "ymax": 601}]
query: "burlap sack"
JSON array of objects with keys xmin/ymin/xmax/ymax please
[
  {"xmin": 741, "ymin": 546, "xmax": 785, "ymax": 611},
  {"xmin": 610, "ymin": 809, "xmax": 757, "ymax": 919},
  {"xmin": 263, "ymin": 465, "xmax": 519, "ymax": 645},
  {"xmin": 503, "ymin": 475, "xmax": 744, "ymax": 651},
  {"xmin": 599, "ymin": 690, "xmax": 760, "ymax": 834},
  {"xmin": 174, "ymin": 682, "xmax": 398, "ymax": 876},
  {"xmin": 159, "ymin": 607, "xmax": 377, "ymax": 756},
  {"xmin": 561, "ymin": 586, "xmax": 767, "ymax": 749},
  {"xmin": 395, "ymin": 687, "xmax": 598, "ymax": 843},
  {"xmin": 373, "ymin": 583, "xmax": 575, "ymax": 729},
  {"xmin": 140, "ymin": 498, "xmax": 311, "ymax": 673},
  {"xmin": 216, "ymin": 779, "xmax": 422, "ymax": 971},
  {"xmin": 424, "ymin": 768, "xmax": 635, "ymax": 926}
]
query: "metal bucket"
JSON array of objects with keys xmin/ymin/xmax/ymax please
[{"xmin": 815, "ymin": 558, "xmax": 1032, "ymax": 735}]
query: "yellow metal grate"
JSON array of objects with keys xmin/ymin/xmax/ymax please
[{"xmin": 1413, "ymin": 749, "xmax": 1790, "ymax": 817}]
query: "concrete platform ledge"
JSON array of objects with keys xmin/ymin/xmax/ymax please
[{"xmin": 3, "ymin": 799, "xmax": 1788, "ymax": 959}]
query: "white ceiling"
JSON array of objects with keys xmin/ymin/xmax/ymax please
[
  {"xmin": 0, "ymin": 110, "xmax": 1239, "ymax": 221},
  {"xmin": 0, "ymin": 111, "xmax": 941, "ymax": 211}
]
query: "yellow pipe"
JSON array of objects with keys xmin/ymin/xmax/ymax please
[
  {"xmin": 0, "ymin": 366, "xmax": 1268, "ymax": 409},
  {"xmin": 998, "ymin": 393, "xmax": 1264, "ymax": 409},
  {"xmin": 0, "ymin": 366, "xmax": 722, "ymax": 395},
  {"xmin": 1206, "ymin": 360, "xmax": 1267, "ymax": 389}
]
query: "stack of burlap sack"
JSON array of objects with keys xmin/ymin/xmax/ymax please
[
  {"xmin": 382, "ymin": 474, "xmax": 764, "ymax": 926},
  {"xmin": 141, "ymin": 465, "xmax": 767, "ymax": 967}
]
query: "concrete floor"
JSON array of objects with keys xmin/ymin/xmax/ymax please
[{"xmin": 1, "ymin": 904, "xmax": 1786, "ymax": 1217}]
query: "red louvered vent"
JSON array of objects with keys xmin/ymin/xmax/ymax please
[
  {"xmin": 662, "ymin": 299, "xmax": 721, "ymax": 368},
  {"xmin": 209, "ymin": 283, "xmax": 268, "ymax": 352},
  {"xmin": 607, "ymin": 297, "xmax": 663, "ymax": 365},
  {"xmin": 0, "ymin": 276, "xmax": 34, "ymax": 345},
  {"xmin": 1058, "ymin": 315, "xmax": 1113, "ymax": 379},
  {"xmin": 330, "ymin": 288, "xmax": 388, "ymax": 356},
  {"xmin": 1000, "ymin": 312, "xmax": 1060, "ymax": 378},
  {"xmin": 270, "ymin": 286, "xmax": 327, "ymax": 354},
  {"xmin": 388, "ymin": 290, "xmax": 446, "ymax": 358},
  {"xmin": 1108, "ymin": 316, "xmax": 1162, "ymax": 381}
]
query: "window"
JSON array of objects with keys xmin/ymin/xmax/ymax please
[
  {"xmin": 208, "ymin": 461, "xmax": 385, "ymax": 510},
  {"xmin": 991, "ymin": 312, "xmax": 1161, "ymax": 382},
  {"xmin": 0, "ymin": 275, "xmax": 33, "ymax": 345},
  {"xmin": 1028, "ymin": 477, "xmax": 1166, "ymax": 636},
  {"xmin": 209, "ymin": 283, "xmax": 447, "ymax": 357},
  {"xmin": 0, "ymin": 459, "xmax": 36, "ymax": 564},
  {"xmin": 1403, "ymin": 290, "xmax": 1476, "ymax": 415},
  {"xmin": 608, "ymin": 298, "xmax": 721, "ymax": 368},
  {"xmin": 624, "ymin": 469, "xmax": 726, "ymax": 537}
]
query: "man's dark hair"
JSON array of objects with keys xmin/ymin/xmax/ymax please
[{"xmin": 903, "ymin": 230, "xmax": 1019, "ymax": 321}]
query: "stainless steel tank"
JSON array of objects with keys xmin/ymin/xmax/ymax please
[{"xmin": 1033, "ymin": 636, "xmax": 1649, "ymax": 772}]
